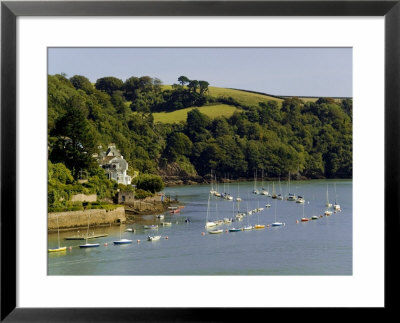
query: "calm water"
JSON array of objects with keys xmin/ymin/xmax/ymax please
[{"xmin": 48, "ymin": 179, "xmax": 352, "ymax": 275}]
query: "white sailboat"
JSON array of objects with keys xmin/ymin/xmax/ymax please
[
  {"xmin": 205, "ymin": 193, "xmax": 217, "ymax": 228},
  {"xmin": 260, "ymin": 169, "xmax": 268, "ymax": 195},
  {"xmin": 286, "ymin": 171, "xmax": 296, "ymax": 201},
  {"xmin": 48, "ymin": 214, "xmax": 67, "ymax": 252},
  {"xmin": 333, "ymin": 183, "xmax": 341, "ymax": 211},
  {"xmin": 236, "ymin": 182, "xmax": 242, "ymax": 201},
  {"xmin": 277, "ymin": 176, "xmax": 284, "ymax": 200},
  {"xmin": 326, "ymin": 184, "xmax": 332, "ymax": 207},
  {"xmin": 271, "ymin": 198, "xmax": 284, "ymax": 226},
  {"xmin": 79, "ymin": 215, "xmax": 100, "ymax": 248},
  {"xmin": 113, "ymin": 224, "xmax": 133, "ymax": 245},
  {"xmin": 252, "ymin": 170, "xmax": 259, "ymax": 194}
]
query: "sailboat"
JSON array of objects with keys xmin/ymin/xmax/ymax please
[
  {"xmin": 252, "ymin": 170, "xmax": 259, "ymax": 194},
  {"xmin": 271, "ymin": 198, "xmax": 284, "ymax": 226},
  {"xmin": 229, "ymin": 202, "xmax": 241, "ymax": 231},
  {"xmin": 277, "ymin": 176, "xmax": 284, "ymax": 200},
  {"xmin": 260, "ymin": 169, "xmax": 268, "ymax": 195},
  {"xmin": 271, "ymin": 181, "xmax": 277, "ymax": 199},
  {"xmin": 79, "ymin": 215, "xmax": 100, "ymax": 248},
  {"xmin": 254, "ymin": 200, "xmax": 265, "ymax": 229},
  {"xmin": 300, "ymin": 202, "xmax": 309, "ymax": 222},
  {"xmin": 286, "ymin": 171, "xmax": 296, "ymax": 201},
  {"xmin": 236, "ymin": 182, "xmax": 242, "ymax": 201},
  {"xmin": 113, "ymin": 224, "xmax": 133, "ymax": 245},
  {"xmin": 326, "ymin": 184, "xmax": 332, "ymax": 207},
  {"xmin": 205, "ymin": 193, "xmax": 217, "ymax": 228},
  {"xmin": 48, "ymin": 214, "xmax": 67, "ymax": 252},
  {"xmin": 242, "ymin": 202, "xmax": 253, "ymax": 230},
  {"xmin": 333, "ymin": 183, "xmax": 341, "ymax": 211}
]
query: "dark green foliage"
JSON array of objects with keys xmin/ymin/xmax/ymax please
[
  {"xmin": 69, "ymin": 75, "xmax": 94, "ymax": 94},
  {"xmin": 135, "ymin": 174, "xmax": 165, "ymax": 193},
  {"xmin": 48, "ymin": 73, "xmax": 352, "ymax": 185},
  {"xmin": 95, "ymin": 76, "xmax": 124, "ymax": 96}
]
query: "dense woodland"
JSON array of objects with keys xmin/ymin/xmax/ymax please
[{"xmin": 48, "ymin": 74, "xmax": 352, "ymax": 209}]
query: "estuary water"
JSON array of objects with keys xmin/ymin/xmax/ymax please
[{"xmin": 48, "ymin": 179, "xmax": 352, "ymax": 275}]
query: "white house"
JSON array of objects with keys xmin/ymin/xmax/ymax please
[{"xmin": 98, "ymin": 144, "xmax": 132, "ymax": 185}]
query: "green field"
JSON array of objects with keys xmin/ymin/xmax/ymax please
[
  {"xmin": 207, "ymin": 87, "xmax": 283, "ymax": 106},
  {"xmin": 161, "ymin": 85, "xmax": 282, "ymax": 106},
  {"xmin": 152, "ymin": 104, "xmax": 240, "ymax": 124}
]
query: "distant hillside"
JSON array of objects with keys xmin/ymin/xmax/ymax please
[{"xmin": 153, "ymin": 104, "xmax": 240, "ymax": 124}]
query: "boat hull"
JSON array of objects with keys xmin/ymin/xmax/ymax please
[
  {"xmin": 113, "ymin": 240, "xmax": 133, "ymax": 245},
  {"xmin": 229, "ymin": 228, "xmax": 241, "ymax": 232},
  {"xmin": 48, "ymin": 247, "xmax": 67, "ymax": 252},
  {"xmin": 208, "ymin": 230, "xmax": 223, "ymax": 234},
  {"xmin": 254, "ymin": 225, "xmax": 265, "ymax": 229},
  {"xmin": 79, "ymin": 243, "xmax": 100, "ymax": 248}
]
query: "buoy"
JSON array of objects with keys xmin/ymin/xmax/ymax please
[
  {"xmin": 266, "ymin": 224, "xmax": 270, "ymax": 228},
  {"xmin": 296, "ymin": 220, "xmax": 299, "ymax": 224},
  {"xmin": 137, "ymin": 239, "xmax": 141, "ymax": 243},
  {"xmin": 165, "ymin": 236, "xmax": 168, "ymax": 240},
  {"xmin": 68, "ymin": 246, "xmax": 72, "ymax": 250},
  {"xmin": 201, "ymin": 232, "xmax": 205, "ymax": 236},
  {"xmin": 104, "ymin": 243, "xmax": 108, "ymax": 246}
]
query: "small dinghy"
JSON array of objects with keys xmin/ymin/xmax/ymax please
[
  {"xmin": 229, "ymin": 228, "xmax": 242, "ymax": 232},
  {"xmin": 208, "ymin": 229, "xmax": 223, "ymax": 234},
  {"xmin": 79, "ymin": 243, "xmax": 100, "ymax": 248},
  {"xmin": 147, "ymin": 235, "xmax": 161, "ymax": 241}
]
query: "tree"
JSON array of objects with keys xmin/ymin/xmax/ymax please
[
  {"xmin": 50, "ymin": 100, "xmax": 98, "ymax": 179},
  {"xmin": 165, "ymin": 132, "xmax": 193, "ymax": 161},
  {"xmin": 178, "ymin": 76, "xmax": 190, "ymax": 86},
  {"xmin": 95, "ymin": 76, "xmax": 123, "ymax": 96},
  {"xmin": 188, "ymin": 80, "xmax": 199, "ymax": 93},
  {"xmin": 135, "ymin": 174, "xmax": 165, "ymax": 193},
  {"xmin": 198, "ymin": 80, "xmax": 210, "ymax": 95},
  {"xmin": 69, "ymin": 75, "xmax": 93, "ymax": 94}
]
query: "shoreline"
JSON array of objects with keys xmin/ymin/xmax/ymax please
[{"xmin": 163, "ymin": 175, "xmax": 352, "ymax": 187}]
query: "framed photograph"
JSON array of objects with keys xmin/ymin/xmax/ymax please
[{"xmin": 2, "ymin": 0, "xmax": 398, "ymax": 321}]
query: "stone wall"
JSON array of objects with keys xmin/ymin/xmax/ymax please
[
  {"xmin": 70, "ymin": 193, "xmax": 97, "ymax": 202},
  {"xmin": 48, "ymin": 207, "xmax": 126, "ymax": 231}
]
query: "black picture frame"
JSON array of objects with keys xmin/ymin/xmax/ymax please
[{"xmin": 1, "ymin": 1, "xmax": 398, "ymax": 321}]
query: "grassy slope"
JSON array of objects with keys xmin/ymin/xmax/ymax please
[
  {"xmin": 153, "ymin": 85, "xmax": 283, "ymax": 123},
  {"xmin": 153, "ymin": 104, "xmax": 240, "ymax": 124},
  {"xmin": 208, "ymin": 87, "xmax": 283, "ymax": 105}
]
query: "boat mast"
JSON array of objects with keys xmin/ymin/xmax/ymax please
[{"xmin": 56, "ymin": 214, "xmax": 60, "ymax": 248}]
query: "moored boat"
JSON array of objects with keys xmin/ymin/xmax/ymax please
[
  {"xmin": 48, "ymin": 246, "xmax": 67, "ymax": 253},
  {"xmin": 229, "ymin": 228, "xmax": 242, "ymax": 232},
  {"xmin": 79, "ymin": 243, "xmax": 100, "ymax": 248},
  {"xmin": 48, "ymin": 213, "xmax": 67, "ymax": 253},
  {"xmin": 254, "ymin": 224, "xmax": 265, "ymax": 229},
  {"xmin": 113, "ymin": 238, "xmax": 133, "ymax": 245},
  {"xmin": 208, "ymin": 229, "xmax": 223, "ymax": 234},
  {"xmin": 147, "ymin": 235, "xmax": 161, "ymax": 241},
  {"xmin": 143, "ymin": 225, "xmax": 158, "ymax": 229}
]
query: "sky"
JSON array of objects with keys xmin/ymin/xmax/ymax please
[{"xmin": 48, "ymin": 47, "xmax": 352, "ymax": 97}]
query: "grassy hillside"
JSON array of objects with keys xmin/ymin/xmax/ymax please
[
  {"xmin": 208, "ymin": 87, "xmax": 283, "ymax": 106},
  {"xmin": 153, "ymin": 104, "xmax": 240, "ymax": 124},
  {"xmin": 161, "ymin": 85, "xmax": 283, "ymax": 106}
]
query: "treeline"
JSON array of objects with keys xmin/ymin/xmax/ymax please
[
  {"xmin": 163, "ymin": 97, "xmax": 352, "ymax": 179},
  {"xmin": 48, "ymin": 73, "xmax": 352, "ymax": 191}
]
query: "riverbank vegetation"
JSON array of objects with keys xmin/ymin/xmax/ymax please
[{"xmin": 48, "ymin": 73, "xmax": 352, "ymax": 209}]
